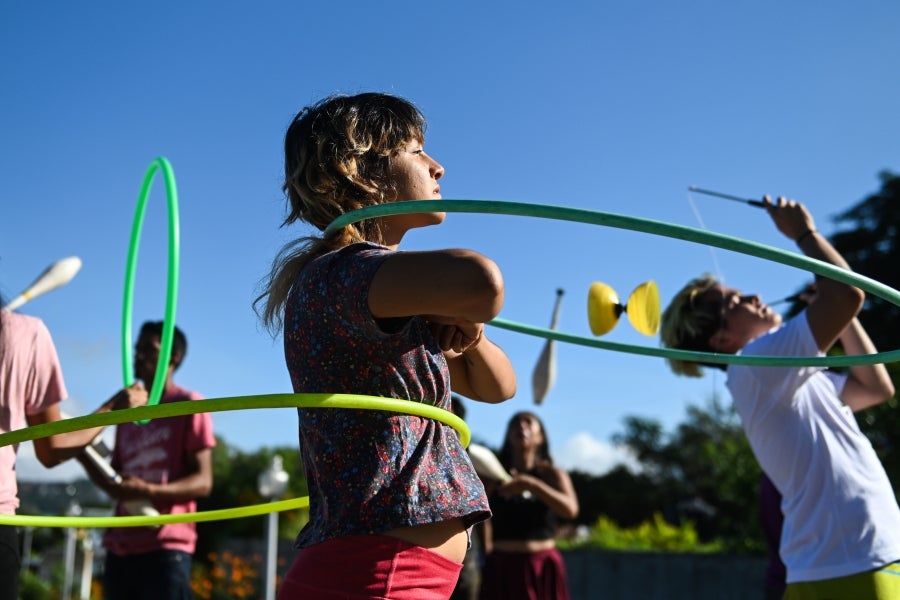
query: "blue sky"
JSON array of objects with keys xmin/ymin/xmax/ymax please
[{"xmin": 3, "ymin": 2, "xmax": 899, "ymax": 482}]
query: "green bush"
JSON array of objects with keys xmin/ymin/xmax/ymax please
[
  {"xmin": 559, "ymin": 512, "xmax": 723, "ymax": 553},
  {"xmin": 19, "ymin": 569, "xmax": 52, "ymax": 600}
]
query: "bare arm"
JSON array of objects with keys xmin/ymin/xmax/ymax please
[
  {"xmin": 764, "ymin": 196, "xmax": 863, "ymax": 352},
  {"xmin": 370, "ymin": 248, "xmax": 517, "ymax": 402},
  {"xmin": 444, "ymin": 335, "xmax": 517, "ymax": 403},
  {"xmin": 27, "ymin": 383, "xmax": 147, "ymax": 468},
  {"xmin": 838, "ymin": 319, "xmax": 895, "ymax": 412},
  {"xmin": 368, "ymin": 249, "xmax": 504, "ymax": 323},
  {"xmin": 498, "ymin": 464, "xmax": 580, "ymax": 520}
]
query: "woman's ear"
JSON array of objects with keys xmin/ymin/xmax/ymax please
[
  {"xmin": 709, "ymin": 327, "xmax": 741, "ymax": 354},
  {"xmin": 708, "ymin": 329, "xmax": 729, "ymax": 353}
]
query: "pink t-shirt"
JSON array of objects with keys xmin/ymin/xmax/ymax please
[
  {"xmin": 0, "ymin": 310, "xmax": 68, "ymax": 514},
  {"xmin": 103, "ymin": 383, "xmax": 215, "ymax": 555}
]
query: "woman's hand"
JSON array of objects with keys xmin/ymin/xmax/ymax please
[
  {"xmin": 762, "ymin": 195, "xmax": 817, "ymax": 242},
  {"xmin": 497, "ymin": 472, "xmax": 539, "ymax": 498},
  {"xmin": 427, "ymin": 318, "xmax": 483, "ymax": 355}
]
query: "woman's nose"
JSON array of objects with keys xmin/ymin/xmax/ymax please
[{"xmin": 431, "ymin": 159, "xmax": 445, "ymax": 180}]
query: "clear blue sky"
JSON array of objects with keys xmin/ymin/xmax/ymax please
[{"xmin": 3, "ymin": 2, "xmax": 899, "ymax": 482}]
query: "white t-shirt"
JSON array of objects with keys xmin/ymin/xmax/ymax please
[
  {"xmin": 0, "ymin": 311, "xmax": 67, "ymax": 514},
  {"xmin": 727, "ymin": 311, "xmax": 900, "ymax": 583}
]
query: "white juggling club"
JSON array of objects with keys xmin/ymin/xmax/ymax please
[
  {"xmin": 468, "ymin": 442, "xmax": 512, "ymax": 483},
  {"xmin": 3, "ymin": 256, "xmax": 82, "ymax": 311}
]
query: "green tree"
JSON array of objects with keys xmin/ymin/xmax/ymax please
[
  {"xmin": 828, "ymin": 171, "xmax": 900, "ymax": 485},
  {"xmin": 569, "ymin": 466, "xmax": 663, "ymax": 529},
  {"xmin": 195, "ymin": 435, "xmax": 308, "ymax": 562},
  {"xmin": 610, "ymin": 397, "xmax": 763, "ymax": 551}
]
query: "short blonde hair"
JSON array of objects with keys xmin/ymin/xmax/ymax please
[{"xmin": 660, "ymin": 273, "xmax": 723, "ymax": 378}]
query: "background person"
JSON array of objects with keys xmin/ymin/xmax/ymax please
[
  {"xmin": 759, "ymin": 472, "xmax": 786, "ymax": 600},
  {"xmin": 0, "ymin": 296, "xmax": 146, "ymax": 599},
  {"xmin": 78, "ymin": 320, "xmax": 215, "ymax": 600},
  {"xmin": 255, "ymin": 92, "xmax": 517, "ymax": 599},
  {"xmin": 479, "ymin": 411, "xmax": 579, "ymax": 600},
  {"xmin": 660, "ymin": 195, "xmax": 900, "ymax": 599},
  {"xmin": 450, "ymin": 394, "xmax": 485, "ymax": 600}
]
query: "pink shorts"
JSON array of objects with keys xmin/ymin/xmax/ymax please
[{"xmin": 277, "ymin": 534, "xmax": 463, "ymax": 600}]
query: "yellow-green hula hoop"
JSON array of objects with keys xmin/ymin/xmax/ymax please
[
  {"xmin": 0, "ymin": 497, "xmax": 310, "ymax": 529},
  {"xmin": 0, "ymin": 394, "xmax": 468, "ymax": 528},
  {"xmin": 326, "ymin": 199, "xmax": 900, "ymax": 368}
]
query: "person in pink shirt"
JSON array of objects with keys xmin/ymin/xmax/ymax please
[
  {"xmin": 0, "ymin": 300, "xmax": 147, "ymax": 599},
  {"xmin": 78, "ymin": 321, "xmax": 215, "ymax": 600}
]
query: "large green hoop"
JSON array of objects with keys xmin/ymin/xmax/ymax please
[
  {"xmin": 326, "ymin": 199, "xmax": 900, "ymax": 368},
  {"xmin": 0, "ymin": 394, "xmax": 469, "ymax": 527},
  {"xmin": 122, "ymin": 157, "xmax": 180, "ymax": 423}
]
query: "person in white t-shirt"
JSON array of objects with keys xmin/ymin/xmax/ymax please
[{"xmin": 660, "ymin": 195, "xmax": 900, "ymax": 599}]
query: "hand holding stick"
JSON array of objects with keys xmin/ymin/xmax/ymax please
[{"xmin": 688, "ymin": 186, "xmax": 766, "ymax": 208}]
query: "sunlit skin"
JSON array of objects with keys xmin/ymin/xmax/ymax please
[
  {"xmin": 379, "ymin": 140, "xmax": 445, "ymax": 248},
  {"xmin": 505, "ymin": 413, "xmax": 546, "ymax": 474},
  {"xmin": 700, "ymin": 285, "xmax": 783, "ymax": 354},
  {"xmin": 134, "ymin": 333, "xmax": 176, "ymax": 391}
]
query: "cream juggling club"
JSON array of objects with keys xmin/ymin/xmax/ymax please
[{"xmin": 3, "ymin": 256, "xmax": 83, "ymax": 311}]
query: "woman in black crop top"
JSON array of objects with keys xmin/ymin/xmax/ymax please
[{"xmin": 479, "ymin": 412, "xmax": 579, "ymax": 600}]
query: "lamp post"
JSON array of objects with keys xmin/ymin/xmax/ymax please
[
  {"xmin": 62, "ymin": 487, "xmax": 81, "ymax": 600},
  {"xmin": 257, "ymin": 455, "xmax": 289, "ymax": 600},
  {"xmin": 78, "ymin": 532, "xmax": 94, "ymax": 600}
]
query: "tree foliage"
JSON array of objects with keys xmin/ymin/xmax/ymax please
[
  {"xmin": 195, "ymin": 435, "xmax": 308, "ymax": 563},
  {"xmin": 609, "ymin": 397, "xmax": 763, "ymax": 551},
  {"xmin": 569, "ymin": 398, "xmax": 763, "ymax": 551},
  {"xmin": 827, "ymin": 171, "xmax": 900, "ymax": 484}
]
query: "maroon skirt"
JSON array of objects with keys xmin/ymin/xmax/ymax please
[{"xmin": 478, "ymin": 548, "xmax": 570, "ymax": 600}]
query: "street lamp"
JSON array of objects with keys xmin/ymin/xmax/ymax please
[
  {"xmin": 257, "ymin": 455, "xmax": 289, "ymax": 600},
  {"xmin": 62, "ymin": 488, "xmax": 81, "ymax": 600}
]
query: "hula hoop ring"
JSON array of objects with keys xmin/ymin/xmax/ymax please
[
  {"xmin": 326, "ymin": 199, "xmax": 900, "ymax": 368},
  {"xmin": 122, "ymin": 157, "xmax": 180, "ymax": 424},
  {"xmin": 0, "ymin": 393, "xmax": 469, "ymax": 527}
]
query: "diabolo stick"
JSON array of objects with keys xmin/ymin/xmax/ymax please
[{"xmin": 688, "ymin": 186, "xmax": 766, "ymax": 208}]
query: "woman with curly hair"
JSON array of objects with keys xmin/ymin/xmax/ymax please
[{"xmin": 255, "ymin": 92, "xmax": 517, "ymax": 599}]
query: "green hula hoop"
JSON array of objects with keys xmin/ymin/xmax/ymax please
[
  {"xmin": 325, "ymin": 199, "xmax": 900, "ymax": 368},
  {"xmin": 0, "ymin": 394, "xmax": 469, "ymax": 528},
  {"xmin": 122, "ymin": 157, "xmax": 180, "ymax": 424}
]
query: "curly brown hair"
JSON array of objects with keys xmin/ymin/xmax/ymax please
[{"xmin": 255, "ymin": 93, "xmax": 427, "ymax": 333}]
